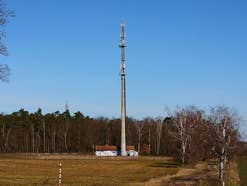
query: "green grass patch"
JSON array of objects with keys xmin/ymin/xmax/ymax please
[{"xmin": 238, "ymin": 156, "xmax": 247, "ymax": 186}]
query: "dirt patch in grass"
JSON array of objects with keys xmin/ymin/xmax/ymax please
[{"xmin": 146, "ymin": 160, "xmax": 240, "ymax": 186}]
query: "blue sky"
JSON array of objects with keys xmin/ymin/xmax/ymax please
[{"xmin": 1, "ymin": 0, "xmax": 247, "ymax": 137}]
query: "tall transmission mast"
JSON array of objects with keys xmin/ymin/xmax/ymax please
[{"xmin": 119, "ymin": 20, "xmax": 127, "ymax": 156}]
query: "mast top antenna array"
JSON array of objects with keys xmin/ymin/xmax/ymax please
[{"xmin": 119, "ymin": 20, "xmax": 126, "ymax": 48}]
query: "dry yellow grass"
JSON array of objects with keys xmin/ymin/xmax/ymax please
[
  {"xmin": 0, "ymin": 154, "xmax": 240, "ymax": 186},
  {"xmin": 225, "ymin": 160, "xmax": 240, "ymax": 186},
  {"xmin": 0, "ymin": 154, "xmax": 178, "ymax": 186}
]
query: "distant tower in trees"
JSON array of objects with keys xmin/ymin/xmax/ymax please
[
  {"xmin": 65, "ymin": 100, "xmax": 69, "ymax": 111},
  {"xmin": 119, "ymin": 20, "xmax": 127, "ymax": 156}
]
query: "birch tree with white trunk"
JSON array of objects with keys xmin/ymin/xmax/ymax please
[
  {"xmin": 134, "ymin": 121, "xmax": 145, "ymax": 153},
  {"xmin": 154, "ymin": 117, "xmax": 163, "ymax": 155},
  {"xmin": 170, "ymin": 107, "xmax": 202, "ymax": 164},
  {"xmin": 208, "ymin": 106, "xmax": 240, "ymax": 186}
]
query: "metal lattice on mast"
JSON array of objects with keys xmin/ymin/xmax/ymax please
[{"xmin": 119, "ymin": 20, "xmax": 127, "ymax": 156}]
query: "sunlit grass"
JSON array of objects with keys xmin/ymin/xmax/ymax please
[{"xmin": 0, "ymin": 154, "xmax": 178, "ymax": 186}]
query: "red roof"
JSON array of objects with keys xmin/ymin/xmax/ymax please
[{"xmin": 95, "ymin": 146, "xmax": 117, "ymax": 151}]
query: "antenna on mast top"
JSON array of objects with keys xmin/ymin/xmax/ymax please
[
  {"xmin": 120, "ymin": 20, "xmax": 126, "ymax": 76},
  {"xmin": 119, "ymin": 20, "xmax": 126, "ymax": 48}
]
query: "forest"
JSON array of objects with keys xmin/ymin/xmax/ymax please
[{"xmin": 0, "ymin": 106, "xmax": 242, "ymax": 164}]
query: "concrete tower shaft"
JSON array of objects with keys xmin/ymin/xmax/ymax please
[{"xmin": 120, "ymin": 20, "xmax": 127, "ymax": 156}]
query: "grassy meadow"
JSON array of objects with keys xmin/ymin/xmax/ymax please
[
  {"xmin": 0, "ymin": 153, "xmax": 241, "ymax": 186},
  {"xmin": 0, "ymin": 154, "xmax": 179, "ymax": 186}
]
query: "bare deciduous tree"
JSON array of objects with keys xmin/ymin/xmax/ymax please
[
  {"xmin": 170, "ymin": 107, "xmax": 202, "ymax": 164},
  {"xmin": 134, "ymin": 121, "xmax": 145, "ymax": 153},
  {"xmin": 42, "ymin": 119, "xmax": 46, "ymax": 152},
  {"xmin": 31, "ymin": 122, "xmax": 35, "ymax": 152},
  {"xmin": 0, "ymin": 0, "xmax": 14, "ymax": 82},
  {"xmin": 208, "ymin": 106, "xmax": 240, "ymax": 186},
  {"xmin": 4, "ymin": 127, "xmax": 11, "ymax": 152},
  {"xmin": 0, "ymin": 64, "xmax": 9, "ymax": 81},
  {"xmin": 154, "ymin": 117, "xmax": 163, "ymax": 155}
]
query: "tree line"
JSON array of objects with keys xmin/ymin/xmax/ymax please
[{"xmin": 0, "ymin": 105, "xmax": 241, "ymax": 159}]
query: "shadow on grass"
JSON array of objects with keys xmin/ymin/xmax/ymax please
[
  {"xmin": 172, "ymin": 171, "xmax": 220, "ymax": 186},
  {"xmin": 173, "ymin": 177, "xmax": 219, "ymax": 186},
  {"xmin": 150, "ymin": 162, "xmax": 179, "ymax": 168}
]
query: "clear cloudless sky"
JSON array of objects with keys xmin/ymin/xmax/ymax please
[{"xmin": 1, "ymin": 0, "xmax": 247, "ymax": 138}]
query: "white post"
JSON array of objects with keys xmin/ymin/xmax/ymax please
[{"xmin": 59, "ymin": 162, "xmax": 62, "ymax": 186}]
